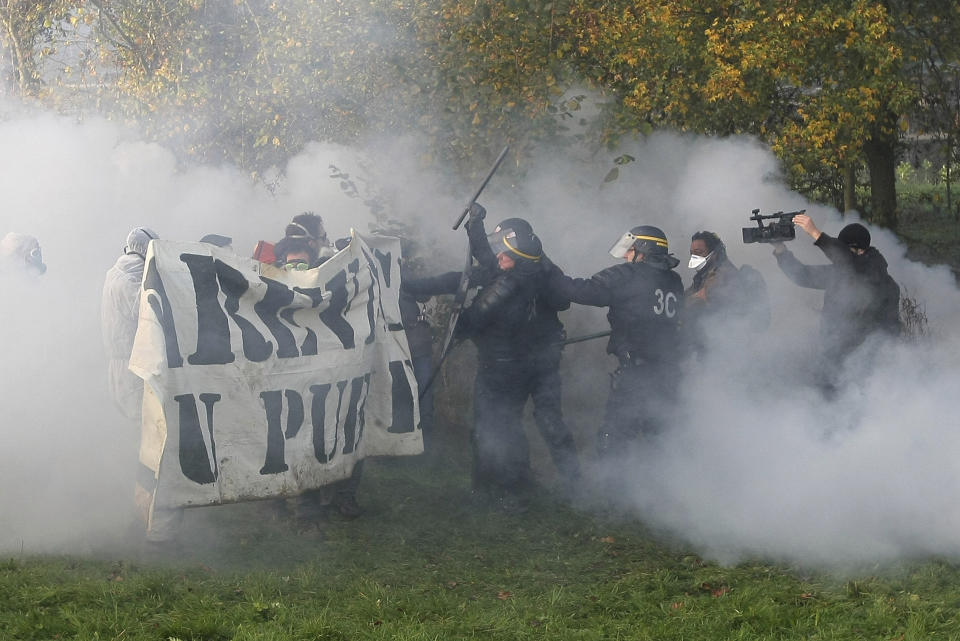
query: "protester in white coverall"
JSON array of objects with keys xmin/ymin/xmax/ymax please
[
  {"xmin": 100, "ymin": 227, "xmax": 158, "ymax": 420},
  {"xmin": 101, "ymin": 227, "xmax": 182, "ymax": 547}
]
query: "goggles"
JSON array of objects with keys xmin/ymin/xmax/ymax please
[{"xmin": 283, "ymin": 260, "xmax": 310, "ymax": 271}]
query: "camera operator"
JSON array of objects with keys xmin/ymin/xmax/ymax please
[
  {"xmin": 772, "ymin": 214, "xmax": 900, "ymax": 388},
  {"xmin": 684, "ymin": 231, "xmax": 769, "ymax": 357}
]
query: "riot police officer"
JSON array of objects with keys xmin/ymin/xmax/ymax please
[
  {"xmin": 464, "ymin": 212, "xmax": 582, "ymax": 495},
  {"xmin": 549, "ymin": 226, "xmax": 684, "ymax": 457},
  {"xmin": 402, "ymin": 213, "xmax": 543, "ymax": 513}
]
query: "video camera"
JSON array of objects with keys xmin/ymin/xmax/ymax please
[{"xmin": 742, "ymin": 208, "xmax": 805, "ymax": 244}]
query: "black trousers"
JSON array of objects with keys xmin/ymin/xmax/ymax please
[
  {"xmin": 598, "ymin": 361, "xmax": 677, "ymax": 458},
  {"xmin": 528, "ymin": 349, "xmax": 581, "ymax": 482},
  {"xmin": 472, "ymin": 359, "xmax": 533, "ymax": 495}
]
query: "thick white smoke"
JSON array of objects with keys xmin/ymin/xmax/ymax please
[
  {"xmin": 0, "ymin": 110, "xmax": 385, "ymax": 554},
  {"xmin": 501, "ymin": 132, "xmax": 960, "ymax": 568},
  {"xmin": 2, "ymin": 106, "xmax": 958, "ymax": 568}
]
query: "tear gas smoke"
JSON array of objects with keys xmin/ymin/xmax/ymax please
[
  {"xmin": 1, "ymin": 107, "xmax": 958, "ymax": 569},
  {"xmin": 0, "ymin": 110, "xmax": 389, "ymax": 554},
  {"xmin": 501, "ymin": 133, "xmax": 960, "ymax": 568}
]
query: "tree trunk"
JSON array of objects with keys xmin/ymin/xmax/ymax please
[
  {"xmin": 842, "ymin": 161, "xmax": 858, "ymax": 213},
  {"xmin": 862, "ymin": 117, "xmax": 898, "ymax": 230},
  {"xmin": 0, "ymin": 7, "xmax": 30, "ymax": 97}
]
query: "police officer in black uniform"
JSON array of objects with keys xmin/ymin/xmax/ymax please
[
  {"xmin": 464, "ymin": 212, "xmax": 582, "ymax": 495},
  {"xmin": 402, "ymin": 209, "xmax": 543, "ymax": 513},
  {"xmin": 549, "ymin": 226, "xmax": 684, "ymax": 457}
]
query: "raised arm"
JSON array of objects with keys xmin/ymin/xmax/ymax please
[
  {"xmin": 401, "ymin": 271, "xmax": 462, "ymax": 297},
  {"xmin": 548, "ymin": 266, "xmax": 616, "ymax": 308},
  {"xmin": 773, "ymin": 245, "xmax": 830, "ymax": 290},
  {"xmin": 464, "ymin": 204, "xmax": 498, "ymax": 273}
]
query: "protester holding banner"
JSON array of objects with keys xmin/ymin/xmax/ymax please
[
  {"xmin": 101, "ymin": 227, "xmax": 185, "ymax": 548},
  {"xmin": 101, "ymin": 227, "xmax": 159, "ymax": 421},
  {"xmin": 128, "ymin": 229, "xmax": 420, "ymax": 540},
  {"xmin": 285, "ymin": 212, "xmax": 336, "ymax": 263},
  {"xmin": 275, "ymin": 218, "xmax": 365, "ymax": 521}
]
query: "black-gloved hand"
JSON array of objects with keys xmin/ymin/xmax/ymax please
[{"xmin": 467, "ymin": 202, "xmax": 486, "ymax": 223}]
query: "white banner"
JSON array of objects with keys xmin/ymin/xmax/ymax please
[{"xmin": 129, "ymin": 233, "xmax": 421, "ymax": 523}]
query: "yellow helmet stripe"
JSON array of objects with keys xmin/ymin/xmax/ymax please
[
  {"xmin": 632, "ymin": 234, "xmax": 669, "ymax": 248},
  {"xmin": 503, "ymin": 236, "xmax": 541, "ymax": 261}
]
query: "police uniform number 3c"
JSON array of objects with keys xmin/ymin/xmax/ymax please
[{"xmin": 653, "ymin": 289, "xmax": 677, "ymax": 317}]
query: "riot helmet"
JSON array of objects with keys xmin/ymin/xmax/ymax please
[
  {"xmin": 493, "ymin": 217, "xmax": 533, "ymax": 236},
  {"xmin": 609, "ymin": 225, "xmax": 679, "ymax": 269},
  {"xmin": 609, "ymin": 225, "xmax": 668, "ymax": 258},
  {"xmin": 488, "ymin": 223, "xmax": 542, "ymax": 272}
]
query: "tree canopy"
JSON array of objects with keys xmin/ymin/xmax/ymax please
[{"xmin": 3, "ymin": 0, "xmax": 960, "ymax": 225}]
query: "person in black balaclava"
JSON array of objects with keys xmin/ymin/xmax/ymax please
[
  {"xmin": 772, "ymin": 214, "xmax": 900, "ymax": 391},
  {"xmin": 549, "ymin": 226, "xmax": 684, "ymax": 459}
]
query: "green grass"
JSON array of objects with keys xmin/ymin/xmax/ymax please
[{"xmin": 4, "ymin": 457, "xmax": 960, "ymax": 640}]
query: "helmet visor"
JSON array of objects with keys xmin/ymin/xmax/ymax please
[{"xmin": 608, "ymin": 232, "xmax": 636, "ymax": 259}]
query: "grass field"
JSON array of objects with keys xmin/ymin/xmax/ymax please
[{"xmin": 4, "ymin": 455, "xmax": 960, "ymax": 641}]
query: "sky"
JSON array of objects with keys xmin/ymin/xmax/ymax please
[{"xmin": 1, "ymin": 102, "xmax": 959, "ymax": 570}]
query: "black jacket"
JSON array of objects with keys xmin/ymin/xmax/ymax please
[
  {"xmin": 550, "ymin": 259, "xmax": 683, "ymax": 363},
  {"xmin": 776, "ymin": 233, "xmax": 900, "ymax": 355},
  {"xmin": 400, "ymin": 267, "xmax": 537, "ymax": 361},
  {"xmin": 459, "ymin": 269, "xmax": 539, "ymax": 361},
  {"xmin": 466, "ymin": 217, "xmax": 570, "ymax": 345},
  {"xmin": 398, "ymin": 290, "xmax": 433, "ymax": 358}
]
